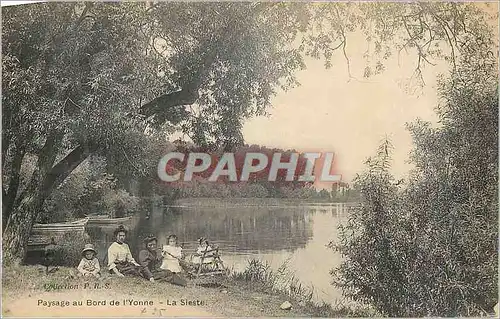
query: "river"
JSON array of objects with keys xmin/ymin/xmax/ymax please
[{"xmin": 87, "ymin": 200, "xmax": 356, "ymax": 304}]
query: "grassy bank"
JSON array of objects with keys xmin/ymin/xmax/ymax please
[
  {"xmin": 2, "ymin": 263, "xmax": 374, "ymax": 317},
  {"xmin": 228, "ymin": 259, "xmax": 377, "ymax": 317}
]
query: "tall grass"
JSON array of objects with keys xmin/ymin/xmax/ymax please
[
  {"xmin": 229, "ymin": 258, "xmax": 378, "ymax": 317},
  {"xmin": 230, "ymin": 258, "xmax": 314, "ymax": 301}
]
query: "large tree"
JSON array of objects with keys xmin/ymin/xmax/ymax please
[{"xmin": 2, "ymin": 2, "xmax": 491, "ymax": 262}]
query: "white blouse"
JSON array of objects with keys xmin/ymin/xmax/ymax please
[{"xmin": 107, "ymin": 242, "xmax": 139, "ymax": 270}]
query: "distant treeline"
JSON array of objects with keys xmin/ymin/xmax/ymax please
[
  {"xmin": 40, "ymin": 143, "xmax": 357, "ymax": 223},
  {"xmin": 164, "ymin": 179, "xmax": 360, "ymax": 202},
  {"xmin": 159, "ymin": 143, "xmax": 358, "ymax": 201}
]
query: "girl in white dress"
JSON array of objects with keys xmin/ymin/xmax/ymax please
[{"xmin": 160, "ymin": 234, "xmax": 183, "ymax": 273}]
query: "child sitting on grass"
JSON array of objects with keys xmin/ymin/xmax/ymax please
[
  {"xmin": 77, "ymin": 243, "xmax": 100, "ymax": 278},
  {"xmin": 161, "ymin": 235, "xmax": 183, "ymax": 273},
  {"xmin": 160, "ymin": 234, "xmax": 187, "ymax": 286}
]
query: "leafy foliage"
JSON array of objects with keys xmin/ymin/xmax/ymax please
[
  {"xmin": 57, "ymin": 232, "xmax": 92, "ymax": 267},
  {"xmin": 42, "ymin": 156, "xmax": 140, "ymax": 222},
  {"xmin": 331, "ymin": 48, "xmax": 498, "ymax": 316}
]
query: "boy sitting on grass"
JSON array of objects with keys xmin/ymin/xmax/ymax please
[{"xmin": 77, "ymin": 243, "xmax": 100, "ymax": 278}]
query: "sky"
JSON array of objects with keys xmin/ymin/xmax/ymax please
[
  {"xmin": 244, "ymin": 2, "xmax": 498, "ymax": 188},
  {"xmin": 0, "ymin": 1, "xmax": 43, "ymax": 6},
  {"xmin": 150, "ymin": 8, "xmax": 459, "ymax": 188},
  {"xmin": 243, "ymin": 33, "xmax": 448, "ymax": 187}
]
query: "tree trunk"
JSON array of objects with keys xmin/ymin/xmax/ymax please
[
  {"xmin": 2, "ymin": 134, "xmax": 95, "ymax": 263},
  {"xmin": 2, "ymin": 139, "xmax": 27, "ymax": 230},
  {"xmin": 2, "ymin": 192, "xmax": 41, "ymax": 265},
  {"xmin": 2, "ymin": 145, "xmax": 53, "ymax": 265}
]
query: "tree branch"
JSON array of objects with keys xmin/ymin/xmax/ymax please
[
  {"xmin": 41, "ymin": 142, "xmax": 98, "ymax": 200},
  {"xmin": 139, "ymin": 36, "xmax": 221, "ymax": 118},
  {"xmin": 333, "ymin": 6, "xmax": 353, "ymax": 79},
  {"xmin": 139, "ymin": 86, "xmax": 199, "ymax": 118},
  {"xmin": 430, "ymin": 11, "xmax": 457, "ymax": 71},
  {"xmin": 73, "ymin": 2, "xmax": 94, "ymax": 31}
]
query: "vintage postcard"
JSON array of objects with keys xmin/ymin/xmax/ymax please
[{"xmin": 1, "ymin": 1, "xmax": 498, "ymax": 318}]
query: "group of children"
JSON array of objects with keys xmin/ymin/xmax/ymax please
[{"xmin": 77, "ymin": 225, "xmax": 217, "ymax": 286}]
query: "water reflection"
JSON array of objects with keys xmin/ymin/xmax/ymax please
[{"xmin": 87, "ymin": 202, "xmax": 355, "ymax": 303}]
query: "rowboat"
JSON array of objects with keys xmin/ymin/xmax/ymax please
[
  {"xmin": 31, "ymin": 218, "xmax": 89, "ymax": 233},
  {"xmin": 86, "ymin": 215, "xmax": 132, "ymax": 225},
  {"xmin": 27, "ymin": 218, "xmax": 89, "ymax": 251}
]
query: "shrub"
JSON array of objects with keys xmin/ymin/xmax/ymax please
[
  {"xmin": 101, "ymin": 188, "xmax": 140, "ymax": 218},
  {"xmin": 331, "ymin": 53, "xmax": 498, "ymax": 316},
  {"xmin": 56, "ymin": 232, "xmax": 92, "ymax": 267},
  {"xmin": 330, "ymin": 140, "xmax": 411, "ymax": 314}
]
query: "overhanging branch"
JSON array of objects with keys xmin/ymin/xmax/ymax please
[
  {"xmin": 41, "ymin": 142, "xmax": 99, "ymax": 200},
  {"xmin": 139, "ymin": 85, "xmax": 200, "ymax": 118},
  {"xmin": 139, "ymin": 36, "xmax": 221, "ymax": 118}
]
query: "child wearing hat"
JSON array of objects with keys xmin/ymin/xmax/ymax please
[{"xmin": 77, "ymin": 243, "xmax": 101, "ymax": 278}]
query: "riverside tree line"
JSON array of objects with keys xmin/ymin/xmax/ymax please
[{"xmin": 2, "ymin": 2, "xmax": 497, "ymax": 316}]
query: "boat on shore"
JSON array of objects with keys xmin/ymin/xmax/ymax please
[
  {"xmin": 86, "ymin": 215, "xmax": 132, "ymax": 225},
  {"xmin": 27, "ymin": 218, "xmax": 89, "ymax": 251},
  {"xmin": 31, "ymin": 218, "xmax": 89, "ymax": 232}
]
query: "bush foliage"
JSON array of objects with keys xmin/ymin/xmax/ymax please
[
  {"xmin": 53, "ymin": 232, "xmax": 92, "ymax": 267},
  {"xmin": 331, "ymin": 52, "xmax": 498, "ymax": 316},
  {"xmin": 41, "ymin": 156, "xmax": 140, "ymax": 222}
]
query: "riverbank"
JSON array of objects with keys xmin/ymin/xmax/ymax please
[
  {"xmin": 2, "ymin": 265, "xmax": 373, "ymax": 317},
  {"xmin": 173, "ymin": 197, "xmax": 359, "ymax": 207}
]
